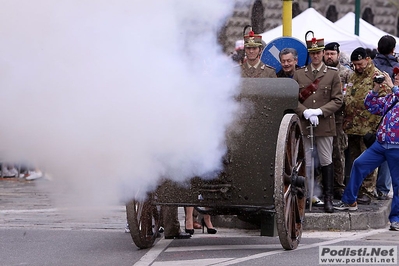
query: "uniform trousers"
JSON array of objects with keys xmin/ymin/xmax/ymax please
[
  {"xmin": 161, "ymin": 206, "xmax": 181, "ymax": 237},
  {"xmin": 347, "ymin": 134, "xmax": 377, "ymax": 194},
  {"xmin": 304, "ymin": 136, "xmax": 333, "ymax": 167},
  {"xmin": 332, "ymin": 120, "xmax": 348, "ymax": 189}
]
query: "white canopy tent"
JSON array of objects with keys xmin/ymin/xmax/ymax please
[
  {"xmin": 335, "ymin": 12, "xmax": 399, "ymax": 53},
  {"xmin": 260, "ymin": 8, "xmax": 376, "ymax": 56}
]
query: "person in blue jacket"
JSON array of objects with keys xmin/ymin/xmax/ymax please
[{"xmin": 335, "ymin": 70, "xmax": 399, "ymax": 231}]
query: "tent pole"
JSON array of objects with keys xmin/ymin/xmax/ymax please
[{"xmin": 354, "ymin": 0, "xmax": 360, "ymax": 36}]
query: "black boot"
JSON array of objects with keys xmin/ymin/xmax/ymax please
[{"xmin": 322, "ymin": 163, "xmax": 334, "ymax": 213}]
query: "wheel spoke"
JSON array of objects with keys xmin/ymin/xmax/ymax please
[
  {"xmin": 292, "ymin": 138, "xmax": 300, "ymax": 168},
  {"xmin": 285, "ymin": 192, "xmax": 292, "ymax": 227}
]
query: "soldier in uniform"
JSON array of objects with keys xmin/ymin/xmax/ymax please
[
  {"xmin": 294, "ymin": 35, "xmax": 343, "ymax": 213},
  {"xmin": 323, "ymin": 42, "xmax": 353, "ymax": 199},
  {"xmin": 241, "ymin": 27, "xmax": 276, "ymax": 78},
  {"xmin": 343, "ymin": 47, "xmax": 390, "ymax": 203}
]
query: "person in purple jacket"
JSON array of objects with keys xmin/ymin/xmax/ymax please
[{"xmin": 334, "ymin": 70, "xmax": 399, "ymax": 231}]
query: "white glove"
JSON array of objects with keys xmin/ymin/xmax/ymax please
[
  {"xmin": 303, "ymin": 108, "xmax": 323, "ymax": 119},
  {"xmin": 309, "ymin": 115, "xmax": 319, "ymax": 126},
  {"xmin": 313, "ymin": 108, "xmax": 323, "ymax": 116}
]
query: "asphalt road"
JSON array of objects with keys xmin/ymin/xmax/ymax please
[{"xmin": 1, "ymin": 178, "xmax": 398, "ymax": 266}]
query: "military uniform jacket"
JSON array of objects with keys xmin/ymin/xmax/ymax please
[
  {"xmin": 241, "ymin": 61, "xmax": 277, "ymax": 78},
  {"xmin": 343, "ymin": 61, "xmax": 390, "ymax": 136},
  {"xmin": 294, "ymin": 63, "xmax": 343, "ymax": 137},
  {"xmin": 335, "ymin": 63, "xmax": 353, "ymax": 124}
]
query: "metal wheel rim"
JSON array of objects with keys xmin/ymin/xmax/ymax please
[
  {"xmin": 126, "ymin": 197, "xmax": 160, "ymax": 249},
  {"xmin": 274, "ymin": 113, "xmax": 306, "ymax": 250}
]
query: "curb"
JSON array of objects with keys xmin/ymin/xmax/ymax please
[
  {"xmin": 211, "ymin": 199, "xmax": 391, "ymax": 231},
  {"xmin": 304, "ymin": 199, "xmax": 391, "ymax": 231}
]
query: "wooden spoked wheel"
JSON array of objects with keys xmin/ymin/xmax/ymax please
[
  {"xmin": 126, "ymin": 196, "xmax": 160, "ymax": 249},
  {"xmin": 274, "ymin": 114, "xmax": 306, "ymax": 250}
]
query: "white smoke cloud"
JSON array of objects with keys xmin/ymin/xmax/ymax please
[{"xmin": 0, "ymin": 0, "xmax": 244, "ymax": 209}]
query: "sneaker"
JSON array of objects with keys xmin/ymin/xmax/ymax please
[
  {"xmin": 333, "ymin": 201, "xmax": 358, "ymax": 211},
  {"xmin": 9, "ymin": 168, "xmax": 18, "ymax": 176},
  {"xmin": 390, "ymin": 221, "xmax": 399, "ymax": 231},
  {"xmin": 312, "ymin": 196, "xmax": 324, "ymax": 207},
  {"xmin": 2, "ymin": 168, "xmax": 16, "ymax": 177},
  {"xmin": 25, "ymin": 171, "xmax": 43, "ymax": 181},
  {"xmin": 124, "ymin": 223, "xmax": 130, "ymax": 233}
]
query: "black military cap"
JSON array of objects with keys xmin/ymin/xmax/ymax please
[
  {"xmin": 350, "ymin": 47, "xmax": 367, "ymax": 61},
  {"xmin": 325, "ymin": 42, "xmax": 340, "ymax": 53}
]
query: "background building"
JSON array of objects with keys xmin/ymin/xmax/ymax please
[{"xmin": 220, "ymin": 0, "xmax": 399, "ymax": 55}]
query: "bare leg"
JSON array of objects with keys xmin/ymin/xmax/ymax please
[
  {"xmin": 185, "ymin": 207, "xmax": 194, "ymax": 230},
  {"xmin": 203, "ymin": 214, "xmax": 214, "ymax": 229}
]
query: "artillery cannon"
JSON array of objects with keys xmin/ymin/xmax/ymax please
[{"xmin": 126, "ymin": 78, "xmax": 307, "ymax": 250}]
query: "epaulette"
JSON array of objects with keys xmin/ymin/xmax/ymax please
[
  {"xmin": 260, "ymin": 63, "xmax": 275, "ymax": 70},
  {"xmin": 326, "ymin": 66, "xmax": 338, "ymax": 71}
]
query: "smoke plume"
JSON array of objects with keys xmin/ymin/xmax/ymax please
[{"xmin": 0, "ymin": 0, "xmax": 243, "ymax": 210}]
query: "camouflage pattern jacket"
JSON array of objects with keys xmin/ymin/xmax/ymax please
[
  {"xmin": 294, "ymin": 63, "xmax": 343, "ymax": 137},
  {"xmin": 241, "ymin": 61, "xmax": 277, "ymax": 78},
  {"xmin": 343, "ymin": 61, "xmax": 390, "ymax": 136},
  {"xmin": 335, "ymin": 63, "xmax": 353, "ymax": 123}
]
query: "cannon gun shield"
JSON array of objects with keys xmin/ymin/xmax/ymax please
[{"xmin": 126, "ymin": 78, "xmax": 307, "ymax": 250}]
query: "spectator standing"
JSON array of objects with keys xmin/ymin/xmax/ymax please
[
  {"xmin": 372, "ymin": 35, "xmax": 399, "ymax": 200},
  {"xmin": 343, "ymin": 47, "xmax": 390, "ymax": 204},
  {"xmin": 373, "ymin": 35, "xmax": 399, "ymax": 80},
  {"xmin": 241, "ymin": 26, "xmax": 276, "ymax": 78},
  {"xmin": 293, "ymin": 34, "xmax": 343, "ymax": 213},
  {"xmin": 335, "ymin": 70, "xmax": 399, "ymax": 231},
  {"xmin": 276, "ymin": 48, "xmax": 300, "ymax": 78},
  {"xmin": 323, "ymin": 42, "xmax": 353, "ymax": 199}
]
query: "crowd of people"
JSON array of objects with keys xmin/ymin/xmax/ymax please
[
  {"xmin": 231, "ymin": 29, "xmax": 398, "ymax": 231},
  {"xmin": 125, "ymin": 28, "xmax": 399, "ymax": 239}
]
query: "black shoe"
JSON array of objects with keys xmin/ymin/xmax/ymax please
[
  {"xmin": 201, "ymin": 218, "xmax": 217, "ymax": 234},
  {"xmin": 377, "ymin": 191, "xmax": 390, "ymax": 200},
  {"xmin": 164, "ymin": 232, "xmax": 191, "ymax": 239},
  {"xmin": 357, "ymin": 193, "xmax": 371, "ymax": 205},
  {"xmin": 185, "ymin": 228, "xmax": 194, "ymax": 235},
  {"xmin": 324, "ymin": 196, "xmax": 334, "ymax": 213}
]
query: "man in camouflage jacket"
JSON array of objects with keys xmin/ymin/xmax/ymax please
[
  {"xmin": 323, "ymin": 42, "xmax": 353, "ymax": 199},
  {"xmin": 344, "ymin": 47, "xmax": 390, "ymax": 200}
]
